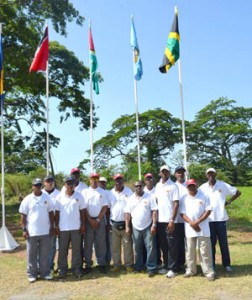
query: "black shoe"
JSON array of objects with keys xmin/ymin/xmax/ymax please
[
  {"xmin": 148, "ymin": 270, "xmax": 155, "ymax": 278},
  {"xmin": 83, "ymin": 267, "xmax": 92, "ymax": 275},
  {"xmin": 99, "ymin": 266, "xmax": 107, "ymax": 274},
  {"xmin": 57, "ymin": 273, "xmax": 67, "ymax": 279},
  {"xmin": 75, "ymin": 273, "xmax": 82, "ymax": 279}
]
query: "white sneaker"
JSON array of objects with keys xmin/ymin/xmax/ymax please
[
  {"xmin": 28, "ymin": 277, "xmax": 36, "ymax": 283},
  {"xmin": 226, "ymin": 266, "xmax": 232, "ymax": 272},
  {"xmin": 166, "ymin": 270, "xmax": 177, "ymax": 278},
  {"xmin": 44, "ymin": 274, "xmax": 53, "ymax": 280}
]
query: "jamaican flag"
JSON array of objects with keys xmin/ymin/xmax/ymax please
[{"xmin": 159, "ymin": 10, "xmax": 180, "ymax": 73}]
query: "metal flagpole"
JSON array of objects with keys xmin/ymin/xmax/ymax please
[
  {"xmin": 0, "ymin": 23, "xmax": 19, "ymax": 251},
  {"xmin": 176, "ymin": 6, "xmax": 188, "ymax": 176},
  {"xmin": 89, "ymin": 21, "xmax": 94, "ymax": 173},
  {"xmin": 46, "ymin": 60, "xmax": 49, "ymax": 175},
  {"xmin": 133, "ymin": 74, "xmax": 141, "ymax": 180}
]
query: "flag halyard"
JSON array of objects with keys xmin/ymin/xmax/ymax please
[
  {"xmin": 29, "ymin": 26, "xmax": 49, "ymax": 73},
  {"xmin": 159, "ymin": 10, "xmax": 180, "ymax": 73}
]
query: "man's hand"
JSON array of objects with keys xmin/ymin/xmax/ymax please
[
  {"xmin": 125, "ymin": 225, "xmax": 131, "ymax": 236},
  {"xmin": 80, "ymin": 225, "xmax": 86, "ymax": 234},
  {"xmin": 22, "ymin": 230, "xmax": 29, "ymax": 239},
  {"xmin": 167, "ymin": 222, "xmax": 175, "ymax": 233}
]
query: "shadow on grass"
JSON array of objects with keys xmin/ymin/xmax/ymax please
[{"xmin": 215, "ymin": 264, "xmax": 252, "ymax": 278}]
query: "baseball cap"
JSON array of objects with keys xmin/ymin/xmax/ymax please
[
  {"xmin": 175, "ymin": 166, "xmax": 186, "ymax": 173},
  {"xmin": 44, "ymin": 175, "xmax": 54, "ymax": 182},
  {"xmin": 64, "ymin": 176, "xmax": 75, "ymax": 183},
  {"xmin": 99, "ymin": 176, "xmax": 107, "ymax": 182},
  {"xmin": 70, "ymin": 167, "xmax": 80, "ymax": 174},
  {"xmin": 113, "ymin": 173, "xmax": 124, "ymax": 180},
  {"xmin": 206, "ymin": 168, "xmax": 217, "ymax": 174},
  {"xmin": 160, "ymin": 165, "xmax": 170, "ymax": 172},
  {"xmin": 186, "ymin": 179, "xmax": 197, "ymax": 186},
  {"xmin": 32, "ymin": 178, "xmax": 42, "ymax": 186},
  {"xmin": 90, "ymin": 173, "xmax": 100, "ymax": 178},
  {"xmin": 144, "ymin": 173, "xmax": 154, "ymax": 179}
]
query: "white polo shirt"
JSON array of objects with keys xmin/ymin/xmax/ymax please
[
  {"xmin": 180, "ymin": 190, "xmax": 212, "ymax": 238},
  {"xmin": 199, "ymin": 180, "xmax": 237, "ymax": 222},
  {"xmin": 175, "ymin": 181, "xmax": 188, "ymax": 223},
  {"xmin": 144, "ymin": 186, "xmax": 156, "ymax": 196},
  {"xmin": 110, "ymin": 186, "xmax": 133, "ymax": 222},
  {"xmin": 55, "ymin": 191, "xmax": 86, "ymax": 231},
  {"xmin": 42, "ymin": 188, "xmax": 60, "ymax": 211},
  {"xmin": 155, "ymin": 178, "xmax": 179, "ymax": 223},
  {"xmin": 82, "ymin": 186, "xmax": 109, "ymax": 218},
  {"xmin": 125, "ymin": 192, "xmax": 158, "ymax": 231},
  {"xmin": 19, "ymin": 192, "xmax": 53, "ymax": 237}
]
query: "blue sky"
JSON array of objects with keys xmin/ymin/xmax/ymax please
[{"xmin": 49, "ymin": 0, "xmax": 252, "ymax": 175}]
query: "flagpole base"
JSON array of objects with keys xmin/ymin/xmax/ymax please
[{"xmin": 0, "ymin": 225, "xmax": 19, "ymax": 251}]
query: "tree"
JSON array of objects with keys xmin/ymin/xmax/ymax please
[
  {"xmin": 186, "ymin": 97, "xmax": 252, "ymax": 185},
  {"xmin": 91, "ymin": 108, "xmax": 182, "ymax": 172},
  {"xmin": 0, "ymin": 0, "xmax": 99, "ymax": 173}
]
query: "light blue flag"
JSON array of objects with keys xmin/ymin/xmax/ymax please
[{"xmin": 130, "ymin": 18, "xmax": 143, "ymax": 81}]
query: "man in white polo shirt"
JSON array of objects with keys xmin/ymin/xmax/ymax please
[
  {"xmin": 125, "ymin": 180, "xmax": 158, "ymax": 277},
  {"xmin": 55, "ymin": 176, "xmax": 86, "ymax": 279},
  {"xmin": 180, "ymin": 179, "xmax": 215, "ymax": 281},
  {"xmin": 155, "ymin": 165, "xmax": 180, "ymax": 278},
  {"xmin": 199, "ymin": 168, "xmax": 241, "ymax": 272},
  {"xmin": 110, "ymin": 173, "xmax": 134, "ymax": 272},
  {"xmin": 43, "ymin": 175, "xmax": 60, "ymax": 273},
  {"xmin": 82, "ymin": 173, "xmax": 109, "ymax": 274},
  {"xmin": 19, "ymin": 178, "xmax": 54, "ymax": 283}
]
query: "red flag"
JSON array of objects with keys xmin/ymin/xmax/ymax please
[{"xmin": 29, "ymin": 26, "xmax": 49, "ymax": 72}]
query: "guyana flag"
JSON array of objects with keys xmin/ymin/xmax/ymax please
[
  {"xmin": 159, "ymin": 9, "xmax": 180, "ymax": 73},
  {"xmin": 89, "ymin": 26, "xmax": 99, "ymax": 95}
]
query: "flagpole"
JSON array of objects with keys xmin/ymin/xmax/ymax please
[
  {"xmin": 133, "ymin": 74, "xmax": 141, "ymax": 180},
  {"xmin": 176, "ymin": 7, "xmax": 188, "ymax": 175},
  {"xmin": 89, "ymin": 21, "xmax": 94, "ymax": 173},
  {"xmin": 0, "ymin": 23, "xmax": 19, "ymax": 251},
  {"xmin": 46, "ymin": 60, "xmax": 49, "ymax": 175}
]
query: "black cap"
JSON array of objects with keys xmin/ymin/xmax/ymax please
[
  {"xmin": 175, "ymin": 166, "xmax": 186, "ymax": 173},
  {"xmin": 64, "ymin": 176, "xmax": 75, "ymax": 183},
  {"xmin": 44, "ymin": 175, "xmax": 54, "ymax": 182}
]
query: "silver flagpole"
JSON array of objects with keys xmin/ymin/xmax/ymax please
[
  {"xmin": 89, "ymin": 20, "xmax": 94, "ymax": 173},
  {"xmin": 0, "ymin": 23, "xmax": 19, "ymax": 251}
]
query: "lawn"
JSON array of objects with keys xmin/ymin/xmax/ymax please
[{"xmin": 0, "ymin": 187, "xmax": 251, "ymax": 300}]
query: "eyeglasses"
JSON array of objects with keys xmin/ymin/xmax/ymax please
[
  {"xmin": 134, "ymin": 185, "xmax": 142, "ymax": 188},
  {"xmin": 145, "ymin": 177, "xmax": 153, "ymax": 180}
]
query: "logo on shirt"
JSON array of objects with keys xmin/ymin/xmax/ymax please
[
  {"xmin": 75, "ymin": 199, "xmax": 79, "ymax": 202},
  {"xmin": 198, "ymin": 200, "xmax": 203, "ymax": 205},
  {"xmin": 219, "ymin": 189, "xmax": 222, "ymax": 193}
]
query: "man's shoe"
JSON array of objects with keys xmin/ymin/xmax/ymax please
[
  {"xmin": 206, "ymin": 274, "xmax": 215, "ymax": 281},
  {"xmin": 28, "ymin": 277, "xmax": 36, "ymax": 283},
  {"xmin": 110, "ymin": 266, "xmax": 120, "ymax": 272},
  {"xmin": 44, "ymin": 274, "xmax": 53, "ymax": 280},
  {"xmin": 183, "ymin": 272, "xmax": 195, "ymax": 278},
  {"xmin": 126, "ymin": 266, "xmax": 134, "ymax": 273},
  {"xmin": 158, "ymin": 267, "xmax": 168, "ymax": 275},
  {"xmin": 57, "ymin": 273, "xmax": 67, "ymax": 279},
  {"xmin": 82, "ymin": 267, "xmax": 92, "ymax": 275},
  {"xmin": 99, "ymin": 266, "xmax": 107, "ymax": 274},
  {"xmin": 75, "ymin": 273, "xmax": 82, "ymax": 279},
  {"xmin": 226, "ymin": 266, "xmax": 232, "ymax": 272},
  {"xmin": 147, "ymin": 270, "xmax": 156, "ymax": 278},
  {"xmin": 166, "ymin": 270, "xmax": 177, "ymax": 278}
]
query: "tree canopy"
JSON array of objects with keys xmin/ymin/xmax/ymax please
[{"xmin": 0, "ymin": 0, "xmax": 98, "ymax": 173}]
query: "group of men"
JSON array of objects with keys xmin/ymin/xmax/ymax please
[{"xmin": 19, "ymin": 166, "xmax": 241, "ymax": 283}]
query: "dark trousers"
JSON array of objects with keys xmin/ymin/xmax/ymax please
[
  {"xmin": 157, "ymin": 222, "xmax": 179, "ymax": 271},
  {"xmin": 177, "ymin": 222, "xmax": 185, "ymax": 269},
  {"xmin": 209, "ymin": 221, "xmax": 231, "ymax": 267}
]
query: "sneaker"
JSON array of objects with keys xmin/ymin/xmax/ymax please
[
  {"xmin": 126, "ymin": 266, "xmax": 134, "ymax": 273},
  {"xmin": 206, "ymin": 274, "xmax": 215, "ymax": 281},
  {"xmin": 158, "ymin": 267, "xmax": 168, "ymax": 275},
  {"xmin": 82, "ymin": 267, "xmax": 92, "ymax": 275},
  {"xmin": 110, "ymin": 266, "xmax": 120, "ymax": 272},
  {"xmin": 166, "ymin": 270, "xmax": 177, "ymax": 278},
  {"xmin": 183, "ymin": 272, "xmax": 195, "ymax": 278},
  {"xmin": 28, "ymin": 277, "xmax": 36, "ymax": 283},
  {"xmin": 226, "ymin": 266, "xmax": 232, "ymax": 272},
  {"xmin": 147, "ymin": 270, "xmax": 156, "ymax": 278},
  {"xmin": 44, "ymin": 274, "xmax": 53, "ymax": 280},
  {"xmin": 98, "ymin": 266, "xmax": 107, "ymax": 274}
]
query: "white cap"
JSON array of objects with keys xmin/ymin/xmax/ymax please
[
  {"xmin": 99, "ymin": 176, "xmax": 107, "ymax": 182},
  {"xmin": 160, "ymin": 165, "xmax": 170, "ymax": 172},
  {"xmin": 206, "ymin": 168, "xmax": 217, "ymax": 174}
]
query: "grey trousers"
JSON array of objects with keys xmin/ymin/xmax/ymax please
[
  {"xmin": 26, "ymin": 234, "xmax": 51, "ymax": 278},
  {"xmin": 84, "ymin": 218, "xmax": 106, "ymax": 267},
  {"xmin": 58, "ymin": 230, "xmax": 82, "ymax": 275}
]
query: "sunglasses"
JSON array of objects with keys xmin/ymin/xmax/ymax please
[{"xmin": 135, "ymin": 185, "xmax": 143, "ymax": 188}]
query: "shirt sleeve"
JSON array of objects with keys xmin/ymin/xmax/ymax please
[
  {"xmin": 150, "ymin": 195, "xmax": 158, "ymax": 210},
  {"xmin": 19, "ymin": 197, "xmax": 28, "ymax": 214}
]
